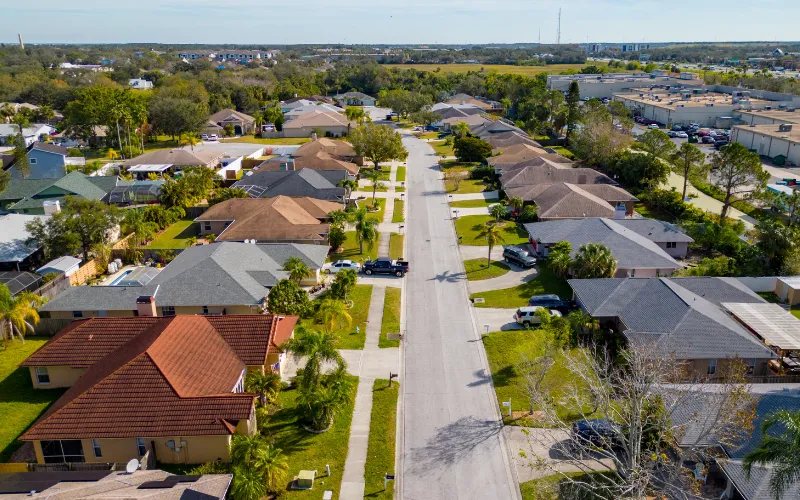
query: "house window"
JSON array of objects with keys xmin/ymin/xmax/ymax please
[
  {"xmin": 72, "ymin": 311, "xmax": 83, "ymax": 318},
  {"xmin": 92, "ymin": 439, "xmax": 102, "ymax": 458},
  {"xmin": 29, "ymin": 158, "xmax": 37, "ymax": 164},
  {"xmin": 666, "ymin": 242, "xmax": 677, "ymax": 249},
  {"xmin": 35, "ymin": 367, "xmax": 50, "ymax": 384},
  {"xmin": 161, "ymin": 306, "xmax": 175, "ymax": 316},
  {"xmin": 41, "ymin": 440, "xmax": 85, "ymax": 463},
  {"xmin": 707, "ymin": 358, "xmax": 717, "ymax": 375},
  {"xmin": 137, "ymin": 438, "xmax": 147, "ymax": 456},
  {"xmin": 202, "ymin": 306, "xmax": 209, "ymax": 315},
  {"xmin": 747, "ymin": 358, "xmax": 756, "ymax": 375},
  {"xmin": 204, "ymin": 222, "xmax": 212, "ymax": 231}
]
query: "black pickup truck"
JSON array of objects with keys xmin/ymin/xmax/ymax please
[{"xmin": 362, "ymin": 257, "xmax": 409, "ymax": 277}]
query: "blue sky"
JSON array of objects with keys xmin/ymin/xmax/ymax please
[{"xmin": 4, "ymin": 0, "xmax": 799, "ymax": 45}]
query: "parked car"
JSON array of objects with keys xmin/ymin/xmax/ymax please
[
  {"xmin": 713, "ymin": 140, "xmax": 730, "ymax": 150},
  {"xmin": 503, "ymin": 247, "xmax": 536, "ymax": 268},
  {"xmin": 672, "ymin": 125, "xmax": 683, "ymax": 131},
  {"xmin": 676, "ymin": 131, "xmax": 689, "ymax": 138},
  {"xmin": 667, "ymin": 130, "xmax": 678, "ymax": 137},
  {"xmin": 201, "ymin": 133, "xmax": 209, "ymax": 140},
  {"xmin": 571, "ymin": 419, "xmax": 623, "ymax": 449},
  {"xmin": 528, "ymin": 294, "xmax": 571, "ymax": 312},
  {"xmin": 437, "ymin": 132, "xmax": 450, "ymax": 139},
  {"xmin": 514, "ymin": 307, "xmax": 562, "ymax": 327},
  {"xmin": 362, "ymin": 257, "xmax": 409, "ymax": 277},
  {"xmin": 322, "ymin": 260, "xmax": 361, "ymax": 274},
  {"xmin": 648, "ymin": 123, "xmax": 660, "ymax": 130},
  {"xmin": 208, "ymin": 134, "xmax": 218, "ymax": 141},
  {"xmin": 701, "ymin": 135, "xmax": 715, "ymax": 144}
]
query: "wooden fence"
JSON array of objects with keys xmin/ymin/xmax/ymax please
[
  {"xmin": 36, "ymin": 318, "xmax": 75, "ymax": 336},
  {"xmin": 34, "ymin": 273, "xmax": 70, "ymax": 301},
  {"xmin": 69, "ymin": 260, "xmax": 100, "ymax": 286}
]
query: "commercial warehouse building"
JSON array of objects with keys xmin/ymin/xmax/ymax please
[
  {"xmin": 732, "ymin": 123, "xmax": 800, "ymax": 166},
  {"xmin": 734, "ymin": 108, "xmax": 800, "ymax": 126},
  {"xmin": 547, "ymin": 71, "xmax": 702, "ymax": 100}
]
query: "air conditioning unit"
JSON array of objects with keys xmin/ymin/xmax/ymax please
[{"xmin": 779, "ymin": 124, "xmax": 794, "ymax": 132}]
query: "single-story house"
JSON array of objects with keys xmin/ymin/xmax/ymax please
[
  {"xmin": 281, "ymin": 110, "xmax": 356, "ymax": 138},
  {"xmin": 489, "ymin": 144, "xmax": 574, "ymax": 170},
  {"xmin": 485, "ymin": 131, "xmax": 543, "ymax": 152},
  {"xmin": 122, "ymin": 149, "xmax": 224, "ymax": 179},
  {"xmin": 0, "ymin": 171, "xmax": 119, "ymax": 214},
  {"xmin": 280, "ymin": 96, "xmax": 335, "ymax": 113},
  {"xmin": 128, "ymin": 78, "xmax": 154, "ymax": 90},
  {"xmin": 234, "ymin": 168, "xmax": 348, "ymax": 202},
  {"xmin": 39, "ymin": 242, "xmax": 329, "ymax": 319},
  {"xmin": 206, "ymin": 109, "xmax": 257, "ymax": 136},
  {"xmin": 284, "ymin": 103, "xmax": 345, "ymax": 121},
  {"xmin": 508, "ymin": 182, "xmax": 639, "ymax": 220},
  {"xmin": 440, "ymin": 114, "xmax": 491, "ymax": 132},
  {"xmin": 568, "ymin": 276, "xmax": 777, "ymax": 377},
  {"xmin": 256, "ymin": 137, "xmax": 361, "ymax": 175},
  {"xmin": 37, "ymin": 256, "xmax": 81, "ymax": 277},
  {"xmin": 446, "ymin": 94, "xmax": 503, "ymax": 112},
  {"xmin": 293, "ymin": 137, "xmax": 360, "ymax": 163},
  {"xmin": 470, "ymin": 120, "xmax": 525, "ymax": 138},
  {"xmin": 525, "ymin": 218, "xmax": 685, "ymax": 277},
  {"xmin": 430, "ymin": 102, "xmax": 487, "ymax": 117},
  {"xmin": 9, "ymin": 142, "xmax": 86, "ymax": 180},
  {"xmin": 613, "ymin": 218, "xmax": 694, "ymax": 258},
  {"xmin": 333, "ymin": 91, "xmax": 377, "ymax": 107},
  {"xmin": 0, "ymin": 213, "xmax": 49, "ymax": 271},
  {"xmin": 19, "ymin": 313, "xmax": 297, "ymax": 464},
  {"xmin": 0, "ymin": 123, "xmax": 55, "ymax": 147},
  {"xmin": 196, "ymin": 196, "xmax": 341, "ymax": 244}
]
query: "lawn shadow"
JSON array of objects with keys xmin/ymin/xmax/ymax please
[
  {"xmin": 174, "ymin": 222, "xmax": 199, "ymax": 239},
  {"xmin": 489, "ymin": 365, "xmax": 517, "ymax": 388}
]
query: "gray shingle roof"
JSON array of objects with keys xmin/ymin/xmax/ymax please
[
  {"xmin": 0, "ymin": 214, "xmax": 47, "ymax": 263},
  {"xmin": 720, "ymin": 460, "xmax": 800, "ymax": 500},
  {"xmin": 233, "ymin": 169, "xmax": 346, "ymax": 201},
  {"xmin": 569, "ymin": 277, "xmax": 777, "ymax": 360},
  {"xmin": 615, "ymin": 219, "xmax": 694, "ymax": 243},
  {"xmin": 42, "ymin": 242, "xmax": 329, "ymax": 311},
  {"xmin": 524, "ymin": 218, "xmax": 682, "ymax": 270}
]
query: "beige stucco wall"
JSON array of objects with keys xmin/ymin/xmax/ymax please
[
  {"xmin": 688, "ymin": 358, "xmax": 771, "ymax": 378},
  {"xmin": 29, "ymin": 366, "xmax": 85, "ymax": 389},
  {"xmin": 283, "ymin": 125, "xmax": 350, "ymax": 138},
  {"xmin": 653, "ymin": 241, "xmax": 689, "ymax": 259},
  {"xmin": 199, "ymin": 220, "xmax": 231, "ymax": 237},
  {"xmin": 47, "ymin": 310, "xmax": 137, "ymax": 320},
  {"xmin": 47, "ymin": 305, "xmax": 261, "ymax": 319},
  {"xmin": 613, "ymin": 268, "xmax": 676, "ymax": 278}
]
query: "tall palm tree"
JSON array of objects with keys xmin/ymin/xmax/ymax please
[
  {"xmin": 345, "ymin": 106, "xmax": 365, "ymax": 124},
  {"xmin": 572, "ymin": 243, "xmax": 617, "ymax": 279},
  {"xmin": 245, "ymin": 370, "xmax": 281, "ymax": 407},
  {"xmin": 317, "ymin": 298, "xmax": 352, "ymax": 334},
  {"xmin": 743, "ymin": 410, "xmax": 800, "ymax": 500},
  {"xmin": 179, "ymin": 132, "xmax": 199, "ymax": 151},
  {"xmin": 476, "ymin": 222, "xmax": 505, "ymax": 267},
  {"xmin": 282, "ymin": 327, "xmax": 344, "ymax": 390},
  {"xmin": 362, "ymin": 168, "xmax": 381, "ymax": 205},
  {"xmin": 351, "ymin": 207, "xmax": 378, "ymax": 255},
  {"xmin": 452, "ymin": 121, "xmax": 470, "ymax": 138},
  {"xmin": 283, "ymin": 256, "xmax": 312, "ymax": 283},
  {"xmin": 0, "ymin": 286, "xmax": 44, "ymax": 344}
]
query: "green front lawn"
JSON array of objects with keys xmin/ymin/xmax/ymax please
[
  {"xmin": 470, "ymin": 265, "xmax": 571, "ymax": 308},
  {"xmin": 392, "ymin": 199, "xmax": 404, "ymax": 223},
  {"xmin": 454, "ymin": 215, "xmax": 528, "ymax": 246},
  {"xmin": 463, "ymin": 259, "xmax": 511, "ymax": 281},
  {"xmin": 521, "ymin": 471, "xmax": 617, "ymax": 500},
  {"xmin": 0, "ymin": 338, "xmax": 66, "ymax": 462},
  {"xmin": 446, "ymin": 178, "xmax": 487, "ymax": 194},
  {"xmin": 389, "ymin": 233, "xmax": 404, "ymax": 260},
  {"xmin": 380, "ymin": 288, "xmax": 402, "ymax": 348},
  {"xmin": 416, "ymin": 132, "xmax": 438, "ymax": 141},
  {"xmin": 299, "ymin": 285, "xmax": 373, "ymax": 350},
  {"xmin": 550, "ymin": 146, "xmax": 576, "ymax": 159},
  {"xmin": 364, "ymin": 380, "xmax": 399, "ymax": 498},
  {"xmin": 264, "ymin": 376, "xmax": 358, "ymax": 499},
  {"xmin": 331, "ymin": 231, "xmax": 379, "ymax": 263},
  {"xmin": 227, "ymin": 136, "xmax": 311, "ymax": 145},
  {"xmin": 483, "ymin": 330, "xmax": 594, "ymax": 426},
  {"xmin": 633, "ymin": 202, "xmax": 676, "ymax": 223},
  {"xmin": 146, "ymin": 219, "xmax": 199, "ymax": 249},
  {"xmin": 431, "ymin": 140, "xmax": 454, "ymax": 157},
  {"xmin": 365, "ymin": 198, "xmax": 386, "ymax": 222},
  {"xmin": 396, "ymin": 166, "xmax": 406, "ymax": 182},
  {"xmin": 449, "ymin": 199, "xmax": 499, "ymax": 208}
]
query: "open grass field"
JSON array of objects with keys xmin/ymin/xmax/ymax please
[
  {"xmin": 389, "ymin": 233, "xmax": 404, "ymax": 260},
  {"xmin": 330, "ymin": 231, "xmax": 379, "ymax": 263},
  {"xmin": 0, "ymin": 338, "xmax": 66, "ymax": 462},
  {"xmin": 381, "ymin": 63, "xmax": 606, "ymax": 77},
  {"xmin": 482, "ymin": 330, "xmax": 595, "ymax": 426},
  {"xmin": 146, "ymin": 219, "xmax": 199, "ymax": 249},
  {"xmin": 264, "ymin": 376, "xmax": 358, "ymax": 498},
  {"xmin": 364, "ymin": 380, "xmax": 399, "ymax": 498},
  {"xmin": 454, "ymin": 215, "xmax": 528, "ymax": 246},
  {"xmin": 380, "ymin": 288, "xmax": 402, "ymax": 348},
  {"xmin": 299, "ymin": 284, "xmax": 373, "ymax": 349},
  {"xmin": 470, "ymin": 265, "xmax": 571, "ymax": 308},
  {"xmin": 463, "ymin": 259, "xmax": 511, "ymax": 281}
]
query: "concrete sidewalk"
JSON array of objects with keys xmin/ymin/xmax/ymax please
[
  {"xmin": 377, "ymin": 161, "xmax": 399, "ymax": 257},
  {"xmin": 666, "ymin": 172, "xmax": 756, "ymax": 229},
  {"xmin": 448, "ymin": 190, "xmax": 500, "ymax": 201}
]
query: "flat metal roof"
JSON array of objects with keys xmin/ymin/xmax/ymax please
[
  {"xmin": 723, "ymin": 302, "xmax": 800, "ymax": 351},
  {"xmin": 127, "ymin": 164, "xmax": 173, "ymax": 172}
]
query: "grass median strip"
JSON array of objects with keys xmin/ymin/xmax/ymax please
[
  {"xmin": 363, "ymin": 380, "xmax": 399, "ymax": 499},
  {"xmin": 396, "ymin": 166, "xmax": 406, "ymax": 182},
  {"xmin": 389, "ymin": 233, "xmax": 405, "ymax": 260},
  {"xmin": 392, "ymin": 199, "xmax": 405, "ymax": 223},
  {"xmin": 463, "ymin": 258, "xmax": 511, "ymax": 281},
  {"xmin": 380, "ymin": 287, "xmax": 402, "ymax": 348}
]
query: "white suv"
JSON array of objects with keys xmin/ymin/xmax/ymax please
[
  {"xmin": 322, "ymin": 260, "xmax": 362, "ymax": 274},
  {"xmin": 514, "ymin": 307, "xmax": 562, "ymax": 327}
]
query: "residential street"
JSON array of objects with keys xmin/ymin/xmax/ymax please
[{"xmin": 400, "ymin": 133, "xmax": 519, "ymax": 500}]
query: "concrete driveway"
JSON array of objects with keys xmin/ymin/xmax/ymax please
[{"xmin": 474, "ymin": 308, "xmax": 524, "ymax": 332}]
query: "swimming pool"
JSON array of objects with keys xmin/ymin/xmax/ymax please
[{"xmin": 108, "ymin": 269, "xmax": 133, "ymax": 286}]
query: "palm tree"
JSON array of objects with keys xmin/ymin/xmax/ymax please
[
  {"xmin": 245, "ymin": 370, "xmax": 281, "ymax": 407},
  {"xmin": 297, "ymin": 363, "xmax": 353, "ymax": 430},
  {"xmin": 743, "ymin": 410, "xmax": 800, "ymax": 499},
  {"xmin": 179, "ymin": 132, "xmax": 199, "ymax": 151},
  {"xmin": 0, "ymin": 286, "xmax": 44, "ymax": 344},
  {"xmin": 230, "ymin": 434, "xmax": 288, "ymax": 496},
  {"xmin": 230, "ymin": 464, "xmax": 267, "ymax": 500},
  {"xmin": 476, "ymin": 222, "xmax": 505, "ymax": 267},
  {"xmin": 572, "ymin": 243, "xmax": 617, "ymax": 279},
  {"xmin": 345, "ymin": 106, "xmax": 365, "ymax": 124},
  {"xmin": 283, "ymin": 256, "xmax": 312, "ymax": 283},
  {"xmin": 317, "ymin": 298, "xmax": 352, "ymax": 334},
  {"xmin": 489, "ymin": 203, "xmax": 507, "ymax": 222},
  {"xmin": 362, "ymin": 168, "xmax": 381, "ymax": 206},
  {"xmin": 549, "ymin": 250, "xmax": 573, "ymax": 278},
  {"xmin": 508, "ymin": 196, "xmax": 525, "ymax": 215},
  {"xmin": 351, "ymin": 208, "xmax": 378, "ymax": 255},
  {"xmin": 282, "ymin": 327, "xmax": 344, "ymax": 390},
  {"xmin": 337, "ymin": 179, "xmax": 358, "ymax": 202},
  {"xmin": 10, "ymin": 112, "xmax": 31, "ymax": 178},
  {"xmin": 257, "ymin": 444, "xmax": 289, "ymax": 492},
  {"xmin": 452, "ymin": 121, "xmax": 470, "ymax": 138}
]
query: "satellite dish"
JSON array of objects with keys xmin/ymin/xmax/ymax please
[{"xmin": 126, "ymin": 458, "xmax": 140, "ymax": 474}]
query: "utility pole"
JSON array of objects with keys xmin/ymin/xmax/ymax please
[
  {"xmin": 556, "ymin": 8, "xmax": 562, "ymax": 45},
  {"xmin": 18, "ymin": 33, "xmax": 24, "ymax": 50},
  {"xmin": 538, "ymin": 28, "xmax": 541, "ymax": 45}
]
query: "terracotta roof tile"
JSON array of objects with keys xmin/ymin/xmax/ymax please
[{"xmin": 269, "ymin": 315, "xmax": 298, "ymax": 353}]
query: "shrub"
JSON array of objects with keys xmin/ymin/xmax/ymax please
[
  {"xmin": 518, "ymin": 205, "xmax": 538, "ymax": 223},
  {"xmin": 470, "ymin": 165, "xmax": 495, "ymax": 181},
  {"xmin": 454, "ymin": 136, "xmax": 492, "ymax": 163}
]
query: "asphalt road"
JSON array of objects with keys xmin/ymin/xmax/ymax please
[{"xmin": 400, "ymin": 134, "xmax": 519, "ymax": 500}]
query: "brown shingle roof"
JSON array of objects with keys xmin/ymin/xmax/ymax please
[
  {"xmin": 208, "ymin": 108, "xmax": 255, "ymax": 124},
  {"xmin": 488, "ymin": 145, "xmax": 572, "ymax": 168},
  {"xmin": 19, "ymin": 315, "xmax": 292, "ymax": 441},
  {"xmin": 500, "ymin": 164, "xmax": 617, "ymax": 189},
  {"xmin": 519, "ymin": 183, "xmax": 618, "ymax": 219},
  {"xmin": 485, "ymin": 131, "xmax": 541, "ymax": 151},
  {"xmin": 293, "ymin": 138, "xmax": 356, "ymax": 158},
  {"xmin": 282, "ymin": 110, "xmax": 355, "ymax": 129},
  {"xmin": 295, "ymin": 152, "xmax": 359, "ymax": 175},
  {"xmin": 195, "ymin": 196, "xmax": 341, "ymax": 243},
  {"xmin": 122, "ymin": 149, "xmax": 223, "ymax": 168}
]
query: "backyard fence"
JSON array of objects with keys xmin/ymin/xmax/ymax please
[
  {"xmin": 35, "ymin": 318, "xmax": 75, "ymax": 336},
  {"xmin": 69, "ymin": 260, "xmax": 100, "ymax": 286}
]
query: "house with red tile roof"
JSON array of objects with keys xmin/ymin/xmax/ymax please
[{"xmin": 20, "ymin": 314, "xmax": 297, "ymax": 465}]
